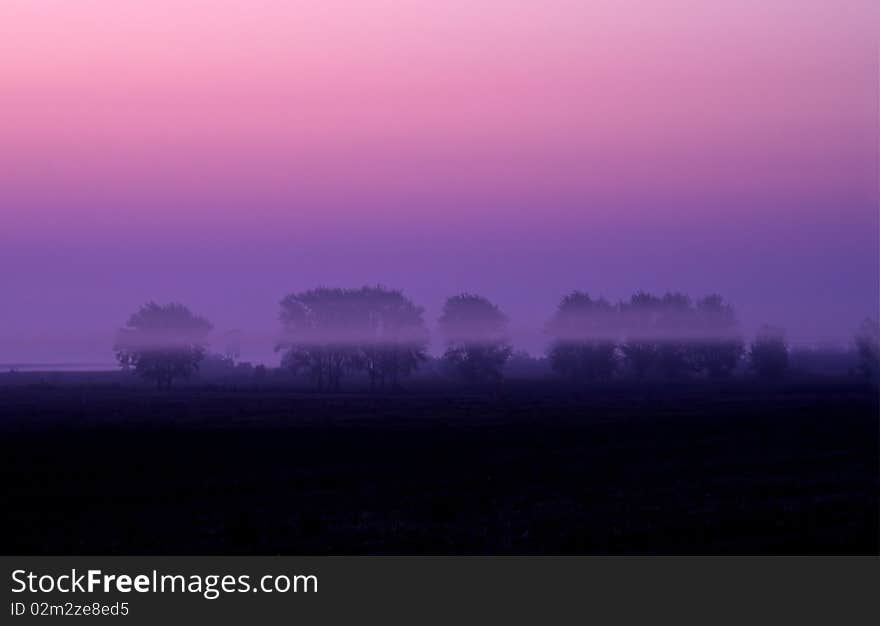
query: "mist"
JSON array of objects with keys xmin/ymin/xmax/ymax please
[
  {"xmin": 2, "ymin": 207, "xmax": 878, "ymax": 368},
  {"xmin": 1, "ymin": 265, "xmax": 875, "ymax": 370}
]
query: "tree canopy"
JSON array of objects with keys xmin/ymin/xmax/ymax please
[
  {"xmin": 277, "ymin": 286, "xmax": 428, "ymax": 391},
  {"xmin": 114, "ymin": 302, "xmax": 212, "ymax": 389},
  {"xmin": 438, "ymin": 294, "xmax": 512, "ymax": 385}
]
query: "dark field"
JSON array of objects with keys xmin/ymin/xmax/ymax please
[{"xmin": 1, "ymin": 380, "xmax": 877, "ymax": 554}]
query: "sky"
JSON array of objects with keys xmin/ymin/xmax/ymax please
[{"xmin": 0, "ymin": 0, "xmax": 877, "ymax": 363}]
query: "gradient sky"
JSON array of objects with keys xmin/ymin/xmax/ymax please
[{"xmin": 1, "ymin": 1, "xmax": 877, "ymax": 362}]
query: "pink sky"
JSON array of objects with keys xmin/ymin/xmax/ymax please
[{"xmin": 0, "ymin": 1, "xmax": 877, "ymax": 360}]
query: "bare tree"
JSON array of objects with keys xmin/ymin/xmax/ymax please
[
  {"xmin": 114, "ymin": 302, "xmax": 212, "ymax": 389},
  {"xmin": 438, "ymin": 294, "xmax": 512, "ymax": 385}
]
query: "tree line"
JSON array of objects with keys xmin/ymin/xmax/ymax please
[{"xmin": 113, "ymin": 287, "xmax": 880, "ymax": 390}]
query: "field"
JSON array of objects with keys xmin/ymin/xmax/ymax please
[{"xmin": 1, "ymin": 378, "xmax": 877, "ymax": 554}]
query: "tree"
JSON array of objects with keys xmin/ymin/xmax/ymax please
[
  {"xmin": 691, "ymin": 294, "xmax": 744, "ymax": 379},
  {"xmin": 546, "ymin": 292, "xmax": 618, "ymax": 383},
  {"xmin": 438, "ymin": 294, "xmax": 512, "ymax": 385},
  {"xmin": 749, "ymin": 325, "xmax": 789, "ymax": 380},
  {"xmin": 620, "ymin": 291, "xmax": 660, "ymax": 379},
  {"xmin": 356, "ymin": 286, "xmax": 429, "ymax": 390},
  {"xmin": 655, "ymin": 292, "xmax": 698, "ymax": 379},
  {"xmin": 276, "ymin": 286, "xmax": 429, "ymax": 391},
  {"xmin": 114, "ymin": 302, "xmax": 212, "ymax": 389},
  {"xmin": 276, "ymin": 287, "xmax": 365, "ymax": 391},
  {"xmin": 854, "ymin": 317, "xmax": 879, "ymax": 382}
]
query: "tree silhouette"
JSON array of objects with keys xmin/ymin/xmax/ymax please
[
  {"xmin": 547, "ymin": 292, "xmax": 618, "ymax": 383},
  {"xmin": 655, "ymin": 293, "xmax": 698, "ymax": 379},
  {"xmin": 114, "ymin": 302, "xmax": 212, "ymax": 389},
  {"xmin": 276, "ymin": 288, "xmax": 365, "ymax": 391},
  {"xmin": 277, "ymin": 286, "xmax": 428, "ymax": 391},
  {"xmin": 691, "ymin": 294, "xmax": 744, "ymax": 379},
  {"xmin": 853, "ymin": 317, "xmax": 879, "ymax": 382},
  {"xmin": 356, "ymin": 286, "xmax": 429, "ymax": 391},
  {"xmin": 438, "ymin": 294, "xmax": 512, "ymax": 385},
  {"xmin": 748, "ymin": 325, "xmax": 789, "ymax": 380},
  {"xmin": 620, "ymin": 291, "xmax": 660, "ymax": 379}
]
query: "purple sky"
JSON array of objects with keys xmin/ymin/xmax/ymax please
[{"xmin": 0, "ymin": 1, "xmax": 877, "ymax": 364}]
